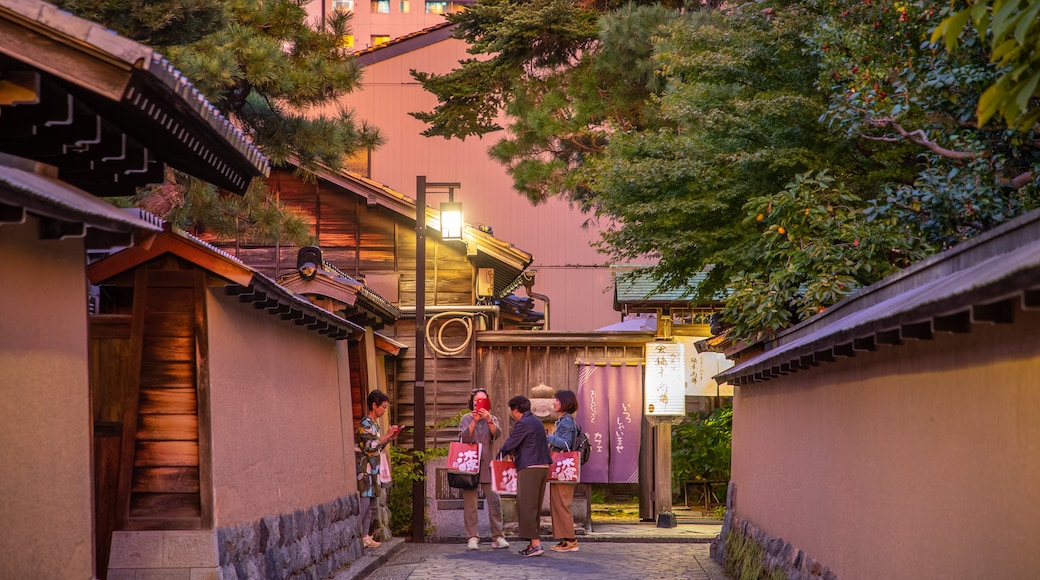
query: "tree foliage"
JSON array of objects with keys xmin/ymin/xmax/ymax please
[
  {"xmin": 933, "ymin": 0, "xmax": 1040, "ymax": 130},
  {"xmin": 724, "ymin": 171, "xmax": 927, "ymax": 339},
  {"xmin": 55, "ymin": 0, "xmax": 227, "ymax": 45},
  {"xmin": 415, "ymin": 0, "xmax": 1040, "ymax": 340},
  {"xmin": 814, "ymin": 0, "xmax": 1040, "ymax": 250},
  {"xmin": 413, "ymin": 1, "xmax": 682, "ymax": 207},
  {"xmin": 57, "ymin": 0, "xmax": 382, "ymax": 245},
  {"xmin": 591, "ymin": 7, "xmax": 874, "ymax": 304},
  {"xmin": 164, "ymin": 0, "xmax": 382, "ymax": 172}
]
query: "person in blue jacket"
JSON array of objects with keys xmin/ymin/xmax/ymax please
[
  {"xmin": 545, "ymin": 389, "xmax": 579, "ymax": 552},
  {"xmin": 499, "ymin": 395, "xmax": 552, "ymax": 557}
]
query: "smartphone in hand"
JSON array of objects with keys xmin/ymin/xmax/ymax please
[{"xmin": 474, "ymin": 398, "xmax": 490, "ymax": 412}]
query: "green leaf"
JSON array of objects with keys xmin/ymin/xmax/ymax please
[
  {"xmin": 991, "ymin": 0, "xmax": 1021, "ymax": 41},
  {"xmin": 933, "ymin": 8, "xmax": 971, "ymax": 52},
  {"xmin": 1014, "ymin": 1, "xmax": 1040, "ymax": 45},
  {"xmin": 1014, "ymin": 69, "xmax": 1040, "ymax": 112},
  {"xmin": 977, "ymin": 80, "xmax": 1007, "ymax": 126}
]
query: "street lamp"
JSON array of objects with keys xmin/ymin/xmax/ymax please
[{"xmin": 413, "ymin": 176, "xmax": 462, "ymax": 543}]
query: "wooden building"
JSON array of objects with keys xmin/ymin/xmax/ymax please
[
  {"xmin": 0, "ymin": 1, "xmax": 266, "ymax": 578},
  {"xmin": 88, "ymin": 223, "xmax": 370, "ymax": 579},
  {"xmin": 278, "ymin": 245, "xmax": 405, "ymax": 424},
  {"xmin": 712, "ymin": 208, "xmax": 1040, "ymax": 579},
  {"xmin": 205, "ymin": 165, "xmax": 537, "ymax": 445}
]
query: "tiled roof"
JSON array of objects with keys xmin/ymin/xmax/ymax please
[
  {"xmin": 611, "ymin": 264, "xmax": 715, "ymax": 308},
  {"xmin": 717, "ymin": 207, "xmax": 1040, "ymax": 385},
  {"xmin": 88, "ymin": 216, "xmax": 363, "ymax": 341},
  {"xmin": 0, "ymin": 0, "xmax": 268, "ymax": 194},
  {"xmin": 294, "ymin": 161, "xmax": 534, "ymax": 288},
  {"xmin": 353, "ymin": 22, "xmax": 456, "ymax": 66},
  {"xmin": 0, "ymin": 158, "xmax": 161, "ymax": 248}
]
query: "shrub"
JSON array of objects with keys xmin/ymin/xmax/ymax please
[
  {"xmin": 672, "ymin": 406, "xmax": 732, "ymax": 489},
  {"xmin": 385, "ymin": 409, "xmax": 465, "ymax": 536}
]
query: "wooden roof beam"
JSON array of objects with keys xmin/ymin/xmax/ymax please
[
  {"xmin": 972, "ymin": 299, "xmax": 1014, "ymax": 324},
  {"xmin": 933, "ymin": 310, "xmax": 971, "ymax": 333},
  {"xmin": 901, "ymin": 321, "xmax": 933, "ymax": 341}
]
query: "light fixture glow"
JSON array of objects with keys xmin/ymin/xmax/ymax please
[
  {"xmin": 439, "ymin": 201, "xmax": 464, "ymax": 241},
  {"xmin": 644, "ymin": 340, "xmax": 686, "ymax": 416}
]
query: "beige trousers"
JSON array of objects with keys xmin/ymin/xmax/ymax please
[
  {"xmin": 463, "ymin": 482, "xmax": 504, "ymax": 540},
  {"xmin": 549, "ymin": 482, "xmax": 575, "ymax": 540}
]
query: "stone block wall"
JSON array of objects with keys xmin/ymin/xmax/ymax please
[
  {"xmin": 108, "ymin": 494, "xmax": 363, "ymax": 580},
  {"xmin": 711, "ymin": 483, "xmax": 836, "ymax": 580}
]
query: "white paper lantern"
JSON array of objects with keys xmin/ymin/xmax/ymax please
[{"xmin": 644, "ymin": 341, "xmax": 686, "ymax": 416}]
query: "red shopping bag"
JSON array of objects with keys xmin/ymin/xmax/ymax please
[
  {"xmin": 447, "ymin": 441, "xmax": 481, "ymax": 474},
  {"xmin": 490, "ymin": 458, "xmax": 517, "ymax": 496},
  {"xmin": 547, "ymin": 451, "xmax": 581, "ymax": 484}
]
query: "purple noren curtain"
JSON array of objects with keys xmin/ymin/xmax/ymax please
[{"xmin": 576, "ymin": 362, "xmax": 643, "ymax": 483}]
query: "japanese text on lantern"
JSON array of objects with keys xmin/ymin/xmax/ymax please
[{"xmin": 644, "ymin": 341, "xmax": 685, "ymax": 416}]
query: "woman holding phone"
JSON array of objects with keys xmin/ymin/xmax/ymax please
[
  {"xmin": 356, "ymin": 389, "xmax": 401, "ymax": 549},
  {"xmin": 458, "ymin": 387, "xmax": 509, "ymax": 551}
]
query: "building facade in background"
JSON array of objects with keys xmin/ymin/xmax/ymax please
[{"xmin": 305, "ymin": 0, "xmax": 624, "ymax": 332}]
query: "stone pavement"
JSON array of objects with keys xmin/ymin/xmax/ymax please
[{"xmin": 334, "ymin": 520, "xmax": 730, "ymax": 580}]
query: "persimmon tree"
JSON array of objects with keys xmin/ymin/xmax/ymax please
[
  {"xmin": 417, "ymin": 0, "xmax": 1040, "ymax": 340},
  {"xmin": 814, "ymin": 0, "xmax": 1040, "ymax": 250}
]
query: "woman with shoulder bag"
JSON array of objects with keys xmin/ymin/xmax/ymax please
[
  {"xmin": 545, "ymin": 389, "xmax": 579, "ymax": 552},
  {"xmin": 458, "ymin": 387, "xmax": 509, "ymax": 551}
]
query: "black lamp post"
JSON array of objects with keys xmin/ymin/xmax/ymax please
[{"xmin": 412, "ymin": 176, "xmax": 462, "ymax": 543}]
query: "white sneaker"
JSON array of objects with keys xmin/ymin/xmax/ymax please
[
  {"xmin": 491, "ymin": 537, "xmax": 510, "ymax": 549},
  {"xmin": 467, "ymin": 537, "xmax": 479, "ymax": 550}
]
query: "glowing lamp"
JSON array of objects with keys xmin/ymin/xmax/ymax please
[{"xmin": 644, "ymin": 340, "xmax": 685, "ymax": 416}]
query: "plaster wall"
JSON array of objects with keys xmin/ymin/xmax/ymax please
[
  {"xmin": 0, "ymin": 217, "xmax": 95, "ymax": 579},
  {"xmin": 205, "ymin": 291, "xmax": 357, "ymax": 527},
  {"xmin": 337, "ymin": 38, "xmax": 621, "ymax": 332},
  {"xmin": 730, "ymin": 305, "xmax": 1040, "ymax": 579}
]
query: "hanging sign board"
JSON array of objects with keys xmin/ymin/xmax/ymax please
[{"xmin": 644, "ymin": 341, "xmax": 685, "ymax": 416}]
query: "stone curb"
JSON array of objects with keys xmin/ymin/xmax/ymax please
[
  {"xmin": 332, "ymin": 537, "xmax": 407, "ymax": 580},
  {"xmin": 419, "ymin": 534, "xmax": 717, "ymax": 545}
]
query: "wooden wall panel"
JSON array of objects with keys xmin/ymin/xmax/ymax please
[
  {"xmin": 228, "ymin": 247, "xmax": 304, "ymax": 279},
  {"xmin": 90, "ymin": 315, "xmax": 135, "ymax": 576},
  {"xmin": 137, "ymin": 415, "xmax": 198, "ymax": 440},
  {"xmin": 139, "ymin": 362, "xmax": 194, "ymax": 389},
  {"xmin": 132, "ymin": 467, "xmax": 201, "ymax": 493},
  {"xmin": 142, "ymin": 336, "xmax": 194, "ymax": 362},
  {"xmin": 143, "ymin": 312, "xmax": 193, "ymax": 336},
  {"xmin": 320, "ymin": 248, "xmax": 359, "ymax": 272},
  {"xmin": 134, "ymin": 441, "xmax": 199, "ymax": 467},
  {"xmin": 349, "ymin": 340, "xmax": 365, "ymax": 423},
  {"xmin": 319, "ymin": 232, "xmax": 357, "ymax": 247},
  {"xmin": 146, "ymin": 287, "xmax": 193, "ymax": 312},
  {"xmin": 549, "ymin": 346, "xmax": 577, "ymax": 390},
  {"xmin": 129, "ymin": 493, "xmax": 201, "ymax": 521},
  {"xmin": 358, "ymin": 249, "xmax": 396, "ymax": 270},
  {"xmin": 138, "ymin": 388, "xmax": 199, "ymax": 415}
]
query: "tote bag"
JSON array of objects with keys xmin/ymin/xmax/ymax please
[
  {"xmin": 547, "ymin": 451, "xmax": 581, "ymax": 484},
  {"xmin": 490, "ymin": 458, "xmax": 517, "ymax": 496},
  {"xmin": 447, "ymin": 471, "xmax": 479, "ymax": 489},
  {"xmin": 447, "ymin": 441, "xmax": 482, "ymax": 474},
  {"xmin": 378, "ymin": 451, "xmax": 392, "ymax": 484}
]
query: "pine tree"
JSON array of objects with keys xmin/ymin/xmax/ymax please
[{"xmin": 56, "ymin": 0, "xmax": 382, "ymax": 244}]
